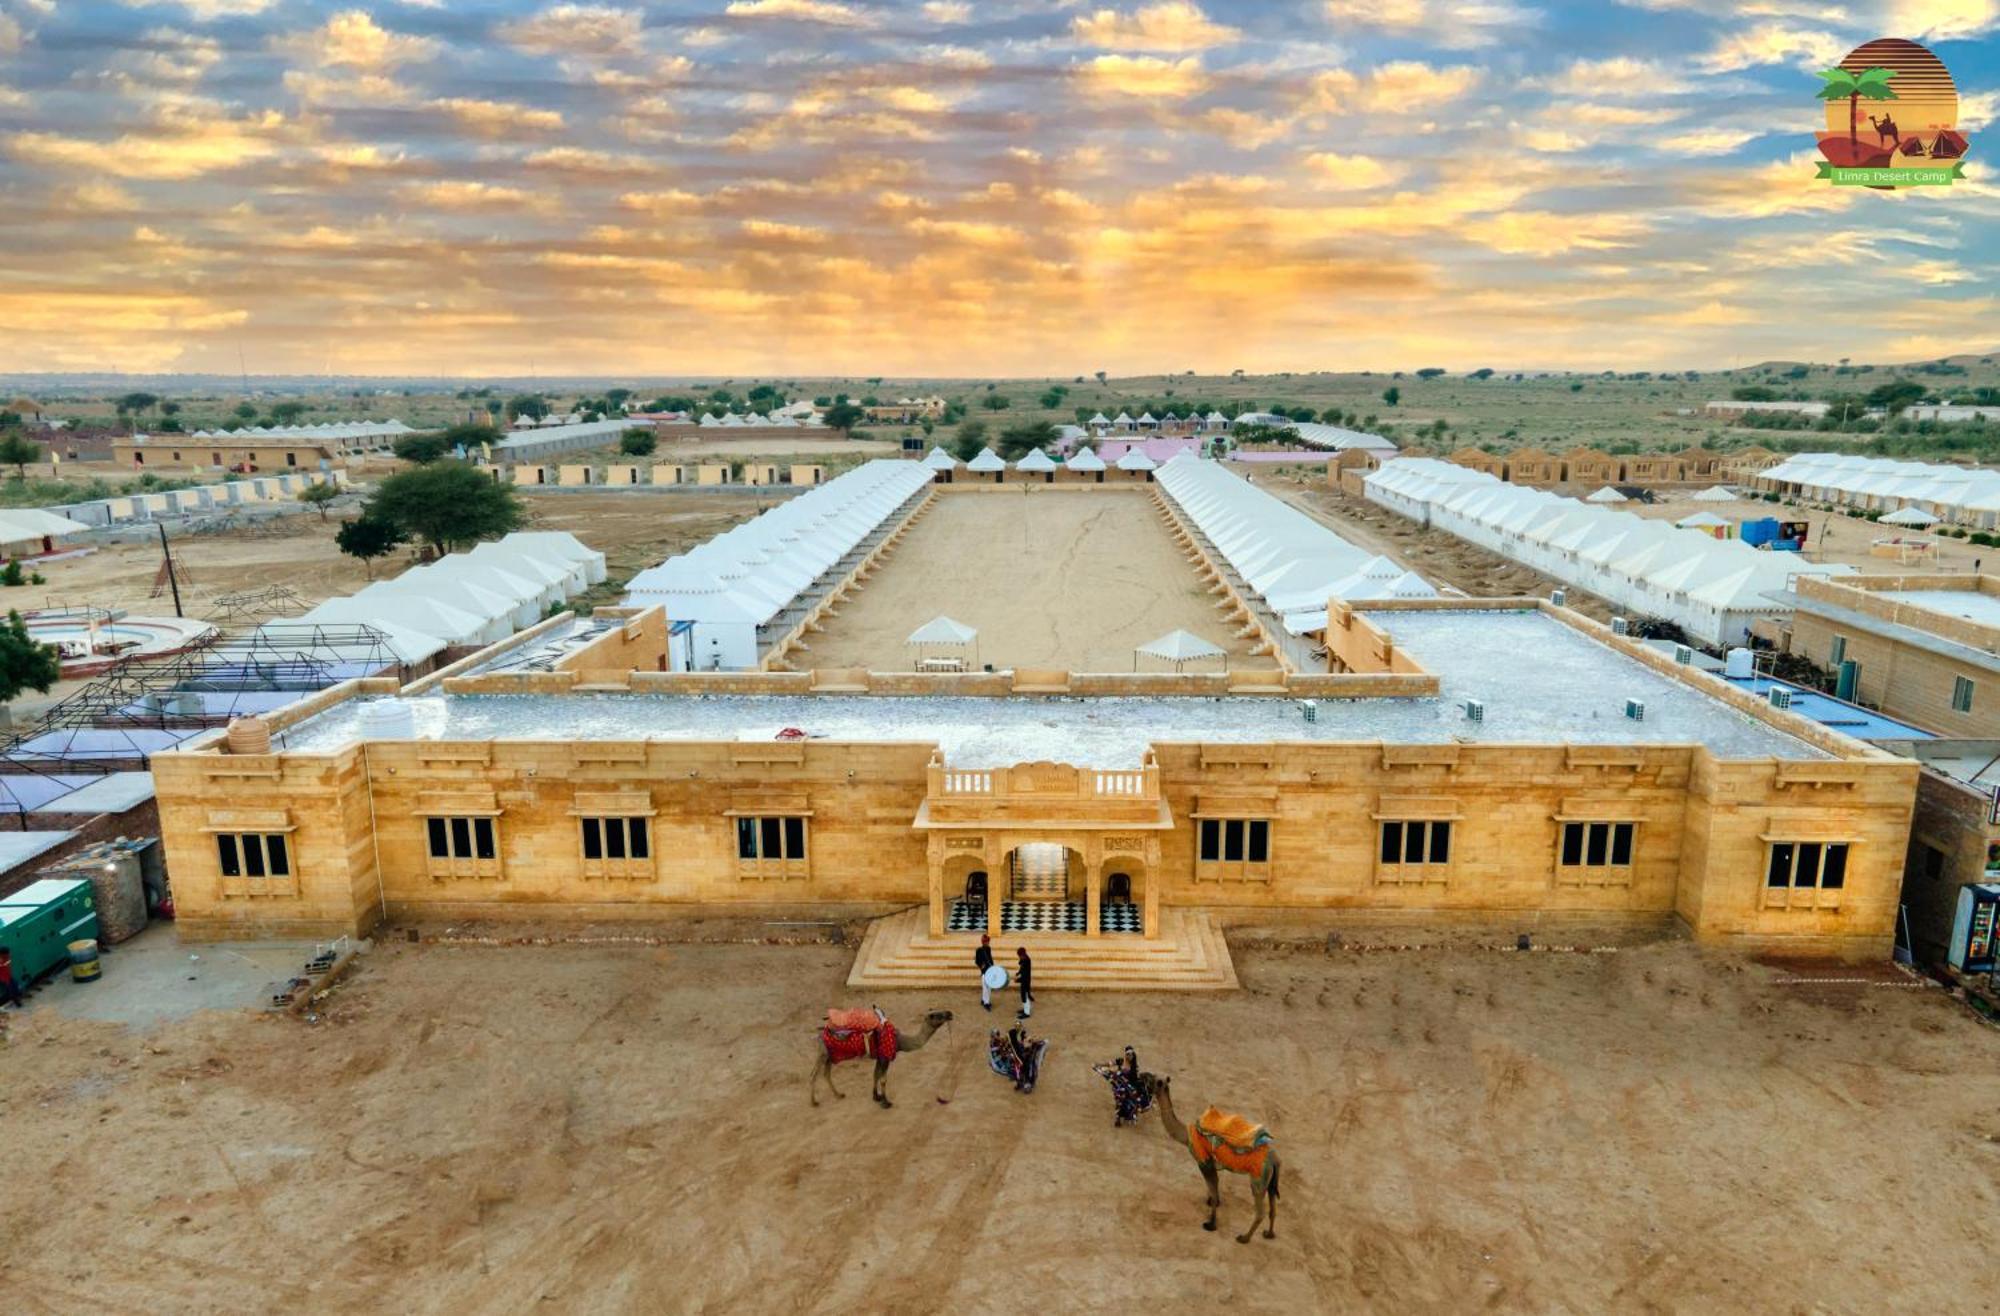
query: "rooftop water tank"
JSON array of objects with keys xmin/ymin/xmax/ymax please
[
  {"xmin": 1724, "ymin": 647, "xmax": 1754, "ymax": 680},
  {"xmin": 359, "ymin": 699, "xmax": 417, "ymax": 740}
]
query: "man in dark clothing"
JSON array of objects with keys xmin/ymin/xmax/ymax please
[
  {"xmin": 1015, "ymin": 946, "xmax": 1033, "ymax": 1018},
  {"xmin": 0, "ymin": 949, "xmax": 23, "ymax": 1009},
  {"xmin": 974, "ymin": 934, "xmax": 995, "ymax": 1011}
]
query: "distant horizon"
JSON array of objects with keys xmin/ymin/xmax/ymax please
[{"xmin": 0, "ymin": 4, "xmax": 1994, "ymax": 375}]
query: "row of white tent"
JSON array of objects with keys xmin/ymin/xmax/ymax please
[
  {"xmin": 494, "ymin": 418, "xmax": 649, "ymax": 453},
  {"xmin": 696, "ymin": 412, "xmax": 823, "ymax": 429},
  {"xmin": 1086, "ymin": 410, "xmax": 1231, "ymax": 431},
  {"xmin": 1756, "ymin": 453, "xmax": 2000, "ymax": 528},
  {"xmin": 177, "ymin": 421, "xmax": 414, "ymax": 442},
  {"xmin": 1155, "ymin": 455, "xmax": 1435, "ymax": 637},
  {"xmin": 256, "ymin": 532, "xmax": 607, "ymax": 665},
  {"xmin": 922, "ymin": 445, "xmax": 1158, "ymax": 474},
  {"xmin": 622, "ymin": 459, "xmax": 933, "ymax": 669},
  {"xmin": 1366, "ymin": 459, "xmax": 1849, "ymax": 647}
]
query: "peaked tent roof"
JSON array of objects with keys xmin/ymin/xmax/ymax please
[
  {"xmin": 1674, "ymin": 511, "xmax": 1730, "ymax": 528},
  {"xmin": 907, "ymin": 615, "xmax": 977, "ymax": 645},
  {"xmin": 1016, "ymin": 448, "xmax": 1057, "ymax": 472},
  {"xmin": 922, "ymin": 446, "xmax": 958, "ymax": 470},
  {"xmin": 1584, "ymin": 486, "xmax": 1627, "ymax": 504},
  {"xmin": 966, "ymin": 448, "xmax": 1007, "ymax": 472},
  {"xmin": 1880, "ymin": 505, "xmax": 1938, "ymax": 526},
  {"xmin": 1066, "ymin": 447, "xmax": 1107, "ymax": 471},
  {"xmin": 1688, "ymin": 485, "xmax": 1739, "ymax": 502},
  {"xmin": 1136, "ymin": 629, "xmax": 1224, "ymax": 662},
  {"xmin": 1115, "ymin": 448, "xmax": 1158, "ymax": 471}
]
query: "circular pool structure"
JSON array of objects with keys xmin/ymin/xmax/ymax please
[{"xmin": 24, "ymin": 610, "xmax": 219, "ymax": 675}]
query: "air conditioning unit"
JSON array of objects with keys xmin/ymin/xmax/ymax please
[
  {"xmin": 1464, "ymin": 699, "xmax": 1485, "ymax": 722},
  {"xmin": 1298, "ymin": 699, "xmax": 1318, "ymax": 724},
  {"xmin": 1769, "ymin": 687, "xmax": 1793, "ymax": 710},
  {"xmin": 1673, "ymin": 644, "xmax": 1694, "ymax": 665},
  {"xmin": 1611, "ymin": 616, "xmax": 1629, "ymax": 636},
  {"xmin": 1550, "ymin": 589, "xmax": 1566, "ymax": 607},
  {"xmin": 1625, "ymin": 698, "xmax": 1646, "ymax": 721}
]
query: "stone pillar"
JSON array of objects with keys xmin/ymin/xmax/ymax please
[
  {"xmin": 1086, "ymin": 860, "xmax": 1102, "ymax": 938},
  {"xmin": 986, "ymin": 844, "xmax": 1006, "ymax": 940},
  {"xmin": 927, "ymin": 839, "xmax": 945, "ymax": 937},
  {"xmin": 1143, "ymin": 858, "xmax": 1161, "ymax": 939}
]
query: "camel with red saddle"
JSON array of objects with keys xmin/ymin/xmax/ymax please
[
  {"xmin": 808, "ymin": 1006, "xmax": 953, "ymax": 1108},
  {"xmin": 1151, "ymin": 1075, "xmax": 1280, "ymax": 1243}
]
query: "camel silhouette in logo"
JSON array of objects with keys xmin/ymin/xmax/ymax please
[{"xmin": 1868, "ymin": 114, "xmax": 1900, "ymax": 147}]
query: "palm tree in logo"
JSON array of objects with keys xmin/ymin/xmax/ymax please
[{"xmin": 1817, "ymin": 66, "xmax": 1898, "ymax": 159}]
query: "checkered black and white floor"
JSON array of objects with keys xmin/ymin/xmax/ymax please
[{"xmin": 947, "ymin": 900, "xmax": 1144, "ymax": 934}]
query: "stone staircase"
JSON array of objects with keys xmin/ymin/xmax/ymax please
[{"xmin": 847, "ymin": 908, "xmax": 1238, "ymax": 992}]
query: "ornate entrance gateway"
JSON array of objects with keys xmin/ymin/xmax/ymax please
[{"xmin": 915, "ymin": 754, "xmax": 1169, "ymax": 938}]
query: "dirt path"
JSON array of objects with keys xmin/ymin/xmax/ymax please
[{"xmin": 1, "ymin": 936, "xmax": 1994, "ymax": 1312}]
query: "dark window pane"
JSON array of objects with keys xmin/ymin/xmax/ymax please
[
  {"xmin": 581, "ymin": 819, "xmax": 602, "ymax": 860},
  {"xmin": 784, "ymin": 817, "xmax": 805, "ymax": 859},
  {"xmin": 1561, "ymin": 824, "xmax": 1583, "ymax": 866},
  {"xmin": 217, "ymin": 834, "xmax": 241, "ymax": 877},
  {"xmin": 1405, "ymin": 824, "xmax": 1425, "ymax": 865},
  {"xmin": 761, "ymin": 817, "xmax": 782, "ymax": 860},
  {"xmin": 473, "ymin": 818, "xmax": 495, "ymax": 860},
  {"xmin": 1822, "ymin": 844, "xmax": 1847, "ymax": 889},
  {"xmin": 1224, "ymin": 819, "xmax": 1244, "ymax": 862},
  {"xmin": 1247, "ymin": 820, "xmax": 1269, "ymax": 863},
  {"xmin": 630, "ymin": 818, "xmax": 649, "ymax": 860},
  {"xmin": 1796, "ymin": 843, "xmax": 1822, "ymax": 890},
  {"xmin": 266, "ymin": 834, "xmax": 290, "ymax": 877},
  {"xmin": 737, "ymin": 817, "xmax": 757, "ymax": 859},
  {"xmin": 243, "ymin": 836, "xmax": 266, "ymax": 878},
  {"xmin": 1767, "ymin": 844, "xmax": 1793, "ymax": 888},
  {"xmin": 1586, "ymin": 824, "xmax": 1609, "ymax": 867},
  {"xmin": 1610, "ymin": 824, "xmax": 1633, "ymax": 867},
  {"xmin": 451, "ymin": 817, "xmax": 472, "ymax": 858},
  {"xmin": 605, "ymin": 820, "xmax": 626, "ymax": 860},
  {"xmin": 428, "ymin": 817, "xmax": 448, "ymax": 858},
  {"xmin": 1430, "ymin": 822, "xmax": 1451, "ymax": 864},
  {"xmin": 1381, "ymin": 822, "xmax": 1401, "ymax": 864},
  {"xmin": 1200, "ymin": 820, "xmax": 1219, "ymax": 862}
]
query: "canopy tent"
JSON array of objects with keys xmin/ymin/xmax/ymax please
[
  {"xmin": 1584, "ymin": 486, "xmax": 1627, "ymax": 504},
  {"xmin": 0, "ymin": 509, "xmax": 91, "ymax": 544},
  {"xmin": 966, "ymin": 449, "xmax": 1007, "ymax": 473},
  {"xmin": 1674, "ymin": 511, "xmax": 1730, "ymax": 529},
  {"xmin": 1880, "ymin": 505, "xmax": 1938, "ymax": 527},
  {"xmin": 1016, "ymin": 449, "xmax": 1057, "ymax": 473},
  {"xmin": 1134, "ymin": 628, "xmax": 1226, "ymax": 672},
  {"xmin": 1115, "ymin": 448, "xmax": 1158, "ymax": 472},
  {"xmin": 1688, "ymin": 485, "xmax": 1739, "ymax": 502},
  {"xmin": 1065, "ymin": 447, "xmax": 1107, "ymax": 472},
  {"xmin": 906, "ymin": 615, "xmax": 978, "ymax": 671},
  {"xmin": 922, "ymin": 446, "xmax": 958, "ymax": 471}
]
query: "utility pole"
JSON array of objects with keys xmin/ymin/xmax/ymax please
[{"xmin": 157, "ymin": 522, "xmax": 183, "ymax": 618}]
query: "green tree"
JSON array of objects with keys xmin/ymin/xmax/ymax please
[
  {"xmin": 393, "ymin": 433, "xmax": 453, "ymax": 464},
  {"xmin": 506, "ymin": 393, "xmax": 549, "ymax": 422},
  {"xmin": 1468, "ymin": 367, "xmax": 1494, "ymax": 380},
  {"xmin": 442, "ymin": 421, "xmax": 501, "ymax": 452},
  {"xmin": 297, "ymin": 482, "xmax": 340, "ymax": 521},
  {"xmin": 1731, "ymin": 385, "xmax": 1780, "ymax": 402},
  {"xmin": 1095, "ymin": 371, "xmax": 1107, "ymax": 384},
  {"xmin": 268, "ymin": 401, "xmax": 308, "ymax": 424},
  {"xmin": 949, "ymin": 420, "xmax": 988, "ymax": 462},
  {"xmin": 0, "ymin": 609, "xmax": 60, "ymax": 703},
  {"xmin": 997, "ymin": 420, "xmax": 1058, "ymax": 460},
  {"xmin": 1381, "ymin": 386, "xmax": 1400, "ymax": 407},
  {"xmin": 620, "ymin": 429, "xmax": 657, "ymax": 456},
  {"xmin": 0, "ymin": 433, "xmax": 41, "ymax": 478},
  {"xmin": 981, "ymin": 393, "xmax": 1011, "ymax": 411},
  {"xmin": 367, "ymin": 461, "xmax": 524, "ymax": 556},
  {"xmin": 1865, "ymin": 379, "xmax": 1927, "ymax": 414},
  {"xmin": 1815, "ymin": 65, "xmax": 1898, "ymax": 157},
  {"xmin": 822, "ymin": 401, "xmax": 865, "ymax": 434},
  {"xmin": 233, "ymin": 402, "xmax": 257, "ymax": 421},
  {"xmin": 606, "ymin": 388, "xmax": 633, "ymax": 408},
  {"xmin": 1415, "ymin": 368, "xmax": 1446, "ymax": 379},
  {"xmin": 1038, "ymin": 386, "xmax": 1068, "ymax": 409},
  {"xmin": 334, "ymin": 513, "xmax": 405, "ymax": 579}
]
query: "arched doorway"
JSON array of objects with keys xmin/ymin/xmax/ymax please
[
  {"xmin": 1002, "ymin": 843, "xmax": 1091, "ymax": 933},
  {"xmin": 1098, "ymin": 859, "xmax": 1146, "ymax": 935},
  {"xmin": 941, "ymin": 852, "xmax": 990, "ymax": 933}
]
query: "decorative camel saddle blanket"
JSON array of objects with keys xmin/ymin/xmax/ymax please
[
  {"xmin": 1190, "ymin": 1108, "xmax": 1272, "ymax": 1176},
  {"xmin": 820, "ymin": 1007, "xmax": 897, "ymax": 1065}
]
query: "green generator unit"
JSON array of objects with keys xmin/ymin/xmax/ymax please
[{"xmin": 0, "ymin": 878, "xmax": 99, "ymax": 987}]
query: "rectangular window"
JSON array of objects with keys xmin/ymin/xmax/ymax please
[
  {"xmin": 215, "ymin": 832, "xmax": 293, "ymax": 895},
  {"xmin": 426, "ymin": 814, "xmax": 502, "ymax": 880},
  {"xmin": 579, "ymin": 817, "xmax": 651, "ymax": 879},
  {"xmin": 1378, "ymin": 820, "xmax": 1451, "ymax": 883},
  {"xmin": 1829, "ymin": 635, "xmax": 1846, "ymax": 666},
  {"xmin": 1953, "ymin": 676, "xmax": 1975, "ymax": 713},
  {"xmin": 1557, "ymin": 821, "xmax": 1635, "ymax": 885},
  {"xmin": 1765, "ymin": 841, "xmax": 1851, "ymax": 904},
  {"xmin": 1196, "ymin": 817, "xmax": 1273, "ymax": 882},
  {"xmin": 736, "ymin": 815, "xmax": 809, "ymax": 879}
]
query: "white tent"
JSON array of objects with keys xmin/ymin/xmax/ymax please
[
  {"xmin": 1017, "ymin": 449, "xmax": 1057, "ymax": 474},
  {"xmin": 1115, "ymin": 448, "xmax": 1158, "ymax": 472},
  {"xmin": 966, "ymin": 449, "xmax": 1006, "ymax": 473},
  {"xmin": 922, "ymin": 446, "xmax": 958, "ymax": 471},
  {"xmin": 1880, "ymin": 505, "xmax": 1938, "ymax": 527},
  {"xmin": 1066, "ymin": 447, "xmax": 1107, "ymax": 473},
  {"xmin": 906, "ymin": 615, "xmax": 978, "ymax": 670},
  {"xmin": 1689, "ymin": 485, "xmax": 1739, "ymax": 502},
  {"xmin": 1585, "ymin": 486, "xmax": 1627, "ymax": 504},
  {"xmin": 1675, "ymin": 511, "xmax": 1730, "ymax": 529},
  {"xmin": 0, "ymin": 509, "xmax": 91, "ymax": 544},
  {"xmin": 1135, "ymin": 628, "xmax": 1225, "ymax": 672}
]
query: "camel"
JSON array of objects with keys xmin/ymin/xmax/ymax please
[
  {"xmin": 808, "ymin": 1008, "xmax": 952, "ymax": 1108},
  {"xmin": 1869, "ymin": 114, "xmax": 1900, "ymax": 147},
  {"xmin": 1151, "ymin": 1075, "xmax": 1281, "ymax": 1244}
]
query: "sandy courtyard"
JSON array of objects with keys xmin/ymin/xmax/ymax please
[
  {"xmin": 2, "ymin": 928, "xmax": 1996, "ymax": 1312},
  {"xmin": 804, "ymin": 490, "xmax": 1270, "ymax": 672}
]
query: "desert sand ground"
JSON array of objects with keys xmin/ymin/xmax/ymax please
[
  {"xmin": 1, "ymin": 926, "xmax": 1994, "ymax": 1313},
  {"xmin": 805, "ymin": 490, "xmax": 1269, "ymax": 672}
]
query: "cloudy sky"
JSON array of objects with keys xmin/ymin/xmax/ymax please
[{"xmin": 0, "ymin": 1, "xmax": 1995, "ymax": 377}]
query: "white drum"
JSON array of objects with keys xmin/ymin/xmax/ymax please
[{"xmin": 982, "ymin": 964, "xmax": 1010, "ymax": 991}]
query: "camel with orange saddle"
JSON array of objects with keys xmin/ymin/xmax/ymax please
[
  {"xmin": 808, "ymin": 1005, "xmax": 953, "ymax": 1108},
  {"xmin": 1151, "ymin": 1074, "xmax": 1280, "ymax": 1243}
]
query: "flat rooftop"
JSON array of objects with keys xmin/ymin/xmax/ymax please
[
  {"xmin": 1880, "ymin": 589, "xmax": 2000, "ymax": 630},
  {"xmin": 271, "ymin": 610, "xmax": 1830, "ymax": 765}
]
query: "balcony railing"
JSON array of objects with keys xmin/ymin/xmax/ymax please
[{"xmin": 926, "ymin": 753, "xmax": 1159, "ymax": 804}]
